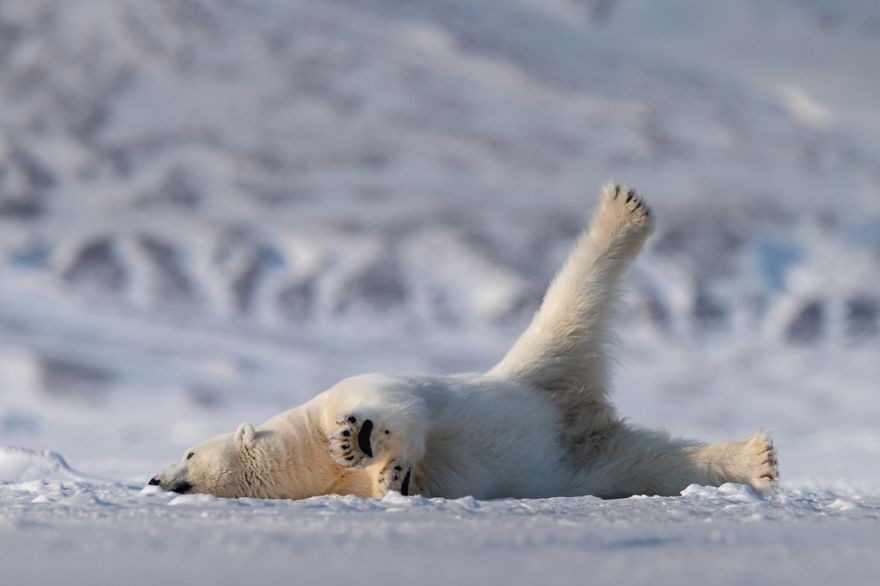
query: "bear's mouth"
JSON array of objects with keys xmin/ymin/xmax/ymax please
[{"xmin": 170, "ymin": 481, "xmax": 193, "ymax": 494}]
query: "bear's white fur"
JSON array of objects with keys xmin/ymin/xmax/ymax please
[{"xmin": 151, "ymin": 185, "xmax": 779, "ymax": 499}]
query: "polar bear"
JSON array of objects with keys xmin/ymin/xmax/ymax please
[{"xmin": 149, "ymin": 185, "xmax": 779, "ymax": 500}]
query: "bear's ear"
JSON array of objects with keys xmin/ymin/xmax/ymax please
[{"xmin": 234, "ymin": 422, "xmax": 256, "ymax": 448}]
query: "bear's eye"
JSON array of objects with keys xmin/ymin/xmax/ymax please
[{"xmin": 186, "ymin": 452, "xmax": 195, "ymax": 460}]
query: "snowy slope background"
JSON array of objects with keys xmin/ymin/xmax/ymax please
[{"xmin": 0, "ymin": 0, "xmax": 878, "ymax": 584}]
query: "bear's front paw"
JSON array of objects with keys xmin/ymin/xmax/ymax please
[
  {"xmin": 379, "ymin": 459, "xmax": 412, "ymax": 496},
  {"xmin": 329, "ymin": 415, "xmax": 381, "ymax": 468}
]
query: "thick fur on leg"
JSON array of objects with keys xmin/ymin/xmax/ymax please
[
  {"xmin": 579, "ymin": 426, "xmax": 779, "ymax": 498},
  {"xmin": 489, "ymin": 184, "xmax": 654, "ymax": 448}
]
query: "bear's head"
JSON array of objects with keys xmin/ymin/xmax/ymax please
[{"xmin": 149, "ymin": 422, "xmax": 264, "ymax": 498}]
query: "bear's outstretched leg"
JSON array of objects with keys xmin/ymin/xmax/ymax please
[
  {"xmin": 490, "ymin": 185, "xmax": 654, "ymax": 440},
  {"xmin": 582, "ymin": 427, "xmax": 779, "ymax": 497}
]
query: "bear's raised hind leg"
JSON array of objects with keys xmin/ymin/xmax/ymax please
[{"xmin": 490, "ymin": 184, "xmax": 654, "ymax": 410}]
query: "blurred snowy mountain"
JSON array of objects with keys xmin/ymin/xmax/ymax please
[{"xmin": 0, "ymin": 0, "xmax": 878, "ymax": 481}]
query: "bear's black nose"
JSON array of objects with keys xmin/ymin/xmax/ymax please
[{"xmin": 148, "ymin": 477, "xmax": 161, "ymax": 486}]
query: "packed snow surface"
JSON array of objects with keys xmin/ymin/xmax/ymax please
[
  {"xmin": 1, "ymin": 447, "xmax": 878, "ymax": 586},
  {"xmin": 1, "ymin": 0, "xmax": 879, "ymax": 584}
]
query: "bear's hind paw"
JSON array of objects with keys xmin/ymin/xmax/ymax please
[
  {"xmin": 745, "ymin": 432, "xmax": 779, "ymax": 495},
  {"xmin": 598, "ymin": 183, "xmax": 653, "ymax": 231}
]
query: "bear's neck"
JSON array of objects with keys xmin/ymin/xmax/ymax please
[{"xmin": 259, "ymin": 403, "xmax": 341, "ymax": 499}]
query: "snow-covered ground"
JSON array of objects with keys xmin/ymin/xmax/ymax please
[
  {"xmin": 1, "ymin": 0, "xmax": 879, "ymax": 584},
  {"xmin": 2, "ymin": 449, "xmax": 879, "ymax": 586}
]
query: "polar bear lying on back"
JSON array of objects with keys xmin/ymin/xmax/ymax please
[{"xmin": 150, "ymin": 186, "xmax": 779, "ymax": 499}]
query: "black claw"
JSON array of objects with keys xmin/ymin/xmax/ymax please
[
  {"xmin": 626, "ymin": 189, "xmax": 635, "ymax": 203},
  {"xmin": 633, "ymin": 201, "xmax": 642, "ymax": 211},
  {"xmin": 613, "ymin": 185, "xmax": 620, "ymax": 199},
  {"xmin": 393, "ymin": 465, "xmax": 402, "ymax": 471}
]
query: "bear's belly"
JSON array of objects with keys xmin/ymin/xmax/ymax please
[{"xmin": 416, "ymin": 416, "xmax": 572, "ymax": 499}]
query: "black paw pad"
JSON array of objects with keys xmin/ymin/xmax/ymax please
[
  {"xmin": 357, "ymin": 419, "xmax": 374, "ymax": 458},
  {"xmin": 400, "ymin": 470, "xmax": 411, "ymax": 496}
]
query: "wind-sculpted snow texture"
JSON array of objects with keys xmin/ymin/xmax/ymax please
[{"xmin": 1, "ymin": 0, "xmax": 879, "ymax": 584}]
